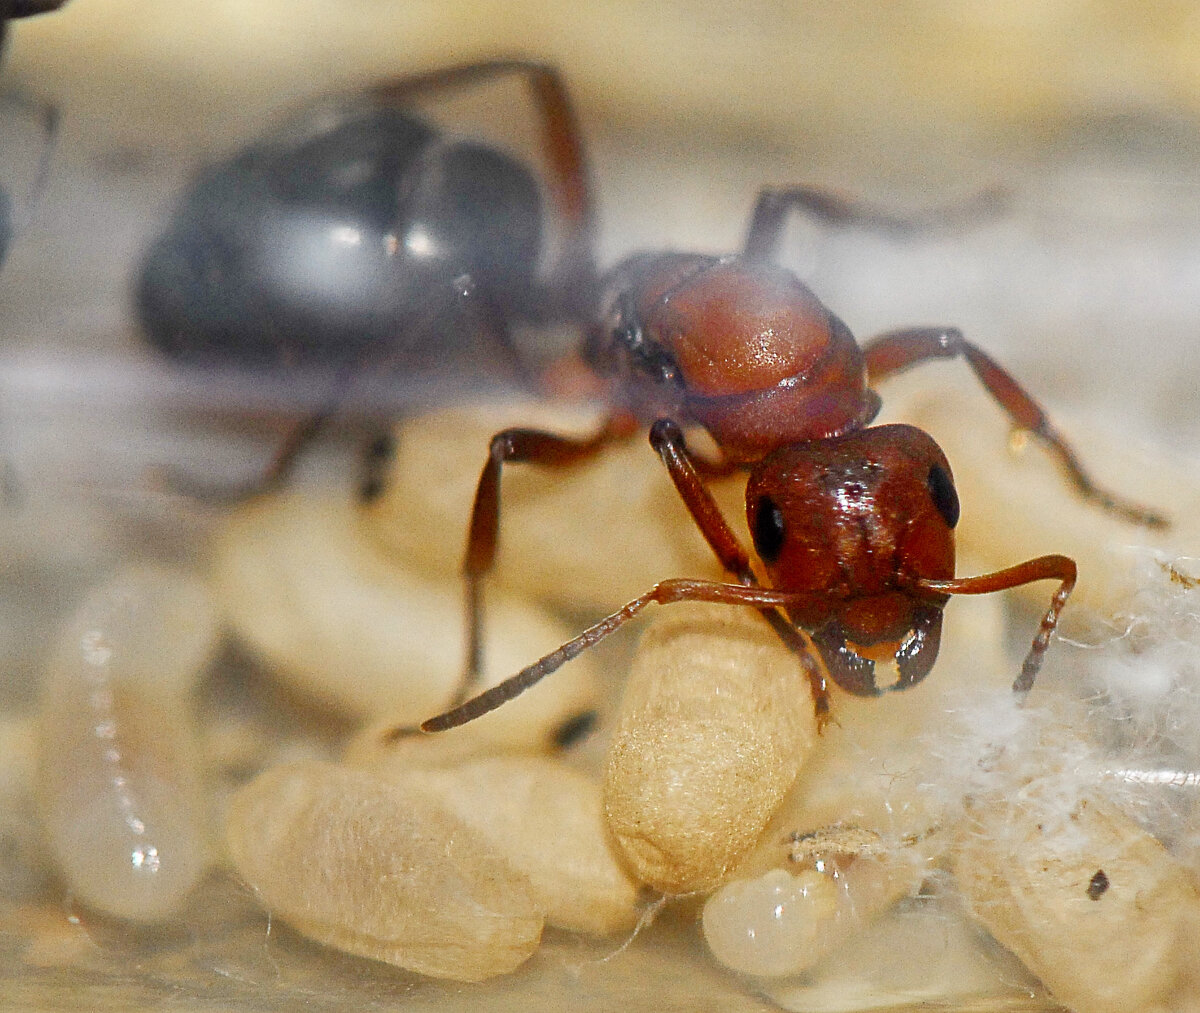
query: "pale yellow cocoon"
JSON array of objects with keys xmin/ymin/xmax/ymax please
[
  {"xmin": 394, "ymin": 757, "xmax": 641, "ymax": 936},
  {"xmin": 225, "ymin": 760, "xmax": 544, "ymax": 982},
  {"xmin": 603, "ymin": 603, "xmax": 819, "ymax": 894},
  {"xmin": 954, "ymin": 785, "xmax": 1200, "ymax": 1013},
  {"xmin": 363, "ymin": 402, "xmax": 741, "ymax": 613},
  {"xmin": 209, "ymin": 492, "xmax": 598, "ymax": 741}
]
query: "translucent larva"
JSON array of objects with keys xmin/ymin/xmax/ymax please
[{"xmin": 36, "ymin": 566, "xmax": 218, "ymax": 922}]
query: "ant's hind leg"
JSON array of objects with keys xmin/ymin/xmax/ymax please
[
  {"xmin": 742, "ymin": 185, "xmax": 1007, "ymax": 266},
  {"xmin": 863, "ymin": 327, "xmax": 1167, "ymax": 528}
]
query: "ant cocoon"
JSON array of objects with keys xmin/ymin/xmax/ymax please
[
  {"xmin": 363, "ymin": 401, "xmax": 744, "ymax": 613},
  {"xmin": 955, "ymin": 772, "xmax": 1200, "ymax": 1013},
  {"xmin": 225, "ymin": 760, "xmax": 544, "ymax": 982},
  {"xmin": 602, "ymin": 603, "xmax": 819, "ymax": 895},
  {"xmin": 209, "ymin": 492, "xmax": 599, "ymax": 740},
  {"xmin": 366, "ymin": 756, "xmax": 641, "ymax": 936}
]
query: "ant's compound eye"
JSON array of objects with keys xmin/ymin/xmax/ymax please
[
  {"xmin": 926, "ymin": 463, "xmax": 959, "ymax": 529},
  {"xmin": 752, "ymin": 495, "xmax": 786, "ymax": 563}
]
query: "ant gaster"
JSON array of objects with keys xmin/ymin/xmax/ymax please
[
  {"xmin": 0, "ymin": 0, "xmax": 66, "ymax": 266},
  {"xmin": 136, "ymin": 62, "xmax": 594, "ymax": 492},
  {"xmin": 400, "ymin": 66, "xmax": 1166, "ymax": 731}
]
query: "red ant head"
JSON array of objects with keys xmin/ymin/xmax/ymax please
[
  {"xmin": 745, "ymin": 424, "xmax": 959, "ymax": 696},
  {"xmin": 596, "ymin": 254, "xmax": 879, "ymax": 462}
]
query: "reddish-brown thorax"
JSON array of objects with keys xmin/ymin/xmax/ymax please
[{"xmin": 597, "ymin": 254, "xmax": 880, "ymax": 462}]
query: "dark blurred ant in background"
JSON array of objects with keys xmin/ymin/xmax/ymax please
[
  {"xmin": 0, "ymin": 0, "xmax": 66, "ymax": 267},
  {"xmin": 137, "ymin": 61, "xmax": 595, "ymax": 494},
  {"xmin": 132, "ymin": 59, "xmax": 1165, "ymax": 722}
]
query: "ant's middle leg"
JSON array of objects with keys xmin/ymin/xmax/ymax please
[
  {"xmin": 459, "ymin": 415, "xmax": 636, "ymax": 701},
  {"xmin": 742, "ymin": 185, "xmax": 1007, "ymax": 266},
  {"xmin": 648, "ymin": 418, "xmax": 829, "ymax": 717},
  {"xmin": 863, "ymin": 327, "xmax": 1168, "ymax": 529},
  {"xmin": 155, "ymin": 368, "xmax": 350, "ymax": 503}
]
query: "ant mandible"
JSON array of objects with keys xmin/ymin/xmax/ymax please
[{"xmin": 404, "ymin": 65, "xmax": 1167, "ymax": 732}]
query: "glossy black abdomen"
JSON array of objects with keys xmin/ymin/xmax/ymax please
[{"xmin": 136, "ymin": 100, "xmax": 543, "ymax": 372}]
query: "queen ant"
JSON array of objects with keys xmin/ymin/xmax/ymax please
[{"xmin": 358, "ymin": 64, "xmax": 1168, "ymax": 732}]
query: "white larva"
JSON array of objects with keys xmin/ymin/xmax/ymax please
[{"xmin": 36, "ymin": 565, "xmax": 219, "ymax": 922}]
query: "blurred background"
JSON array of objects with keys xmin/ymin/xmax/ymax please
[{"xmin": 1, "ymin": 2, "xmax": 1199, "ymax": 1009}]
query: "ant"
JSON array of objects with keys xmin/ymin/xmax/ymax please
[
  {"xmin": 0, "ymin": 0, "xmax": 66, "ymax": 266},
  {"xmin": 386, "ymin": 67, "xmax": 1169, "ymax": 733},
  {"xmin": 136, "ymin": 61, "xmax": 595, "ymax": 494},
  {"xmin": 0, "ymin": 0, "xmax": 66, "ymax": 50}
]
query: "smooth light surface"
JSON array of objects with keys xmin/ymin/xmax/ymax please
[
  {"xmin": 225, "ymin": 760, "xmax": 544, "ymax": 982},
  {"xmin": 36, "ymin": 566, "xmax": 217, "ymax": 922}
]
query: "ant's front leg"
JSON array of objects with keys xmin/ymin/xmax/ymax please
[
  {"xmin": 648, "ymin": 418, "xmax": 829, "ymax": 717},
  {"xmin": 863, "ymin": 327, "xmax": 1167, "ymax": 528},
  {"xmin": 742, "ymin": 185, "xmax": 1007, "ymax": 266}
]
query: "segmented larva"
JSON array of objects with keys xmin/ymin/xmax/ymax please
[{"xmin": 37, "ymin": 567, "xmax": 218, "ymax": 922}]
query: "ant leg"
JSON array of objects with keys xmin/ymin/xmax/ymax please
[
  {"xmin": 356, "ymin": 429, "xmax": 396, "ymax": 505},
  {"xmin": 255, "ymin": 410, "xmax": 332, "ymax": 492},
  {"xmin": 370, "ymin": 60, "xmax": 595, "ymax": 310},
  {"xmin": 742, "ymin": 185, "xmax": 1006, "ymax": 265},
  {"xmin": 155, "ymin": 361, "xmax": 360, "ymax": 502},
  {"xmin": 425, "ymin": 578, "xmax": 822, "ymax": 731},
  {"xmin": 156, "ymin": 408, "xmax": 334, "ymax": 504},
  {"xmin": 649, "ymin": 418, "xmax": 830, "ymax": 717},
  {"xmin": 910, "ymin": 554, "xmax": 1077, "ymax": 697},
  {"xmin": 459, "ymin": 416, "xmax": 635, "ymax": 699},
  {"xmin": 863, "ymin": 327, "xmax": 1168, "ymax": 528},
  {"xmin": 0, "ymin": 90, "xmax": 58, "ymax": 262}
]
